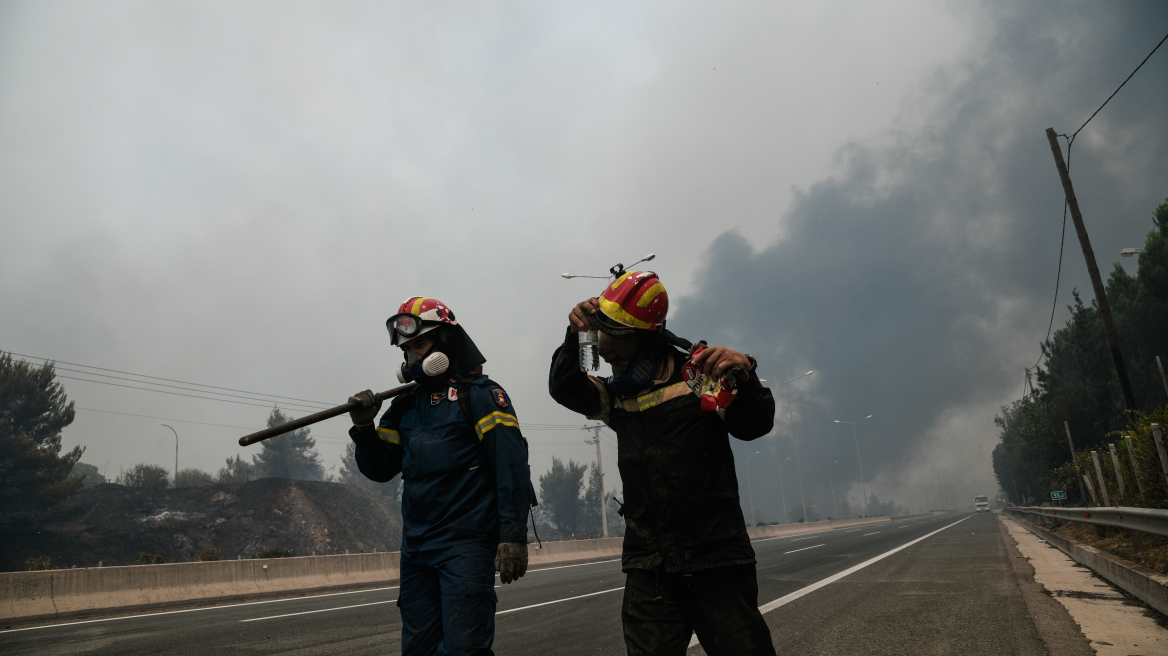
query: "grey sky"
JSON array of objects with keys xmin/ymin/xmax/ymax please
[{"xmin": 2, "ymin": 2, "xmax": 1166, "ymax": 520}]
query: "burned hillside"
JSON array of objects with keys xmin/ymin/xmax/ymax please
[{"xmin": 0, "ymin": 478, "xmax": 403, "ymax": 571}]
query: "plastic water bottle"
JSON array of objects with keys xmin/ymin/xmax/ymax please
[{"xmin": 578, "ymin": 330, "xmax": 599, "ymax": 372}]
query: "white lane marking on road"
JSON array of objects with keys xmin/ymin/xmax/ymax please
[
  {"xmin": 789, "ymin": 536, "xmax": 815, "ymax": 541},
  {"xmin": 0, "ymin": 584, "xmax": 401, "ymax": 634},
  {"xmin": 783, "ymin": 544, "xmax": 825, "ymax": 555},
  {"xmin": 688, "ymin": 515, "xmax": 971, "ymax": 649},
  {"xmin": 844, "ymin": 529, "xmax": 861, "ymax": 533},
  {"xmin": 527, "ymin": 557, "xmax": 621, "ymax": 574},
  {"xmin": 498, "ymin": 558, "xmax": 623, "ymax": 587},
  {"xmin": 241, "ymin": 600, "xmax": 395, "ymax": 622},
  {"xmin": 862, "ymin": 532, "xmax": 880, "ymax": 536},
  {"xmin": 496, "ymin": 587, "xmax": 623, "ymax": 615}
]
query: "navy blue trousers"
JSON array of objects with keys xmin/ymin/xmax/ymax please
[{"xmin": 398, "ymin": 542, "xmax": 498, "ymax": 656}]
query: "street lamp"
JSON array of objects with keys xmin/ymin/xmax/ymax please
[
  {"xmin": 1121, "ymin": 248, "xmax": 1144, "ymax": 257},
  {"xmin": 781, "ymin": 371, "xmax": 814, "ymax": 522},
  {"xmin": 161, "ymin": 424, "xmax": 178, "ymax": 487},
  {"xmin": 746, "ymin": 451, "xmax": 762, "ymax": 526},
  {"xmin": 834, "ymin": 415, "xmax": 872, "ymax": 510},
  {"xmin": 828, "ymin": 460, "xmax": 840, "ymax": 519}
]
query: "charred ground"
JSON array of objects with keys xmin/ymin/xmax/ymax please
[{"xmin": 0, "ymin": 478, "xmax": 403, "ymax": 571}]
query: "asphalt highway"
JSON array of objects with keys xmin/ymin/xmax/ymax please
[{"xmin": 2, "ymin": 512, "xmax": 1044, "ymax": 655}]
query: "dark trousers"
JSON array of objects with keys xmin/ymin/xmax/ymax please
[
  {"xmin": 398, "ymin": 542, "xmax": 497, "ymax": 656},
  {"xmin": 622, "ymin": 564, "xmax": 777, "ymax": 656}
]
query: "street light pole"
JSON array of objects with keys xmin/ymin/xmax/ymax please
[
  {"xmin": 835, "ymin": 415, "xmax": 872, "ymax": 511},
  {"xmin": 747, "ymin": 451, "xmax": 761, "ymax": 526},
  {"xmin": 828, "ymin": 460, "xmax": 839, "ymax": 518},
  {"xmin": 161, "ymin": 424, "xmax": 178, "ymax": 487},
  {"xmin": 781, "ymin": 371, "xmax": 814, "ymax": 522}
]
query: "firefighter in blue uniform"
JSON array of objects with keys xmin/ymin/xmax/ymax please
[{"xmin": 348, "ymin": 296, "xmax": 532, "ymax": 656}]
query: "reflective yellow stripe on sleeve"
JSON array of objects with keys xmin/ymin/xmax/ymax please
[
  {"xmin": 376, "ymin": 427, "xmax": 401, "ymax": 445},
  {"xmin": 617, "ymin": 381, "xmax": 695, "ymax": 413},
  {"xmin": 474, "ymin": 411, "xmax": 519, "ymax": 441}
]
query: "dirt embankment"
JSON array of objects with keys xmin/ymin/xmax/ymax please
[{"xmin": 0, "ymin": 479, "xmax": 403, "ymax": 572}]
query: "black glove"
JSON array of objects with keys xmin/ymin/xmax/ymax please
[
  {"xmin": 348, "ymin": 389, "xmax": 382, "ymax": 426},
  {"xmin": 495, "ymin": 541, "xmax": 528, "ymax": 584}
]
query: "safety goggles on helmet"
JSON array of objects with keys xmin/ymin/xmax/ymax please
[
  {"xmin": 387, "ymin": 296, "xmax": 460, "ymax": 346},
  {"xmin": 386, "ymin": 313, "xmax": 438, "ymax": 346}
]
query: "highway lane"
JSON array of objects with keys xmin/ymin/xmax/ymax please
[{"xmin": 2, "ymin": 513, "xmax": 1015, "ymax": 655}]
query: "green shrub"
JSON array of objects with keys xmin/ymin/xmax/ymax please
[
  {"xmin": 25, "ymin": 556, "xmax": 54, "ymax": 571},
  {"xmin": 137, "ymin": 551, "xmax": 169, "ymax": 565},
  {"xmin": 195, "ymin": 548, "xmax": 222, "ymax": 562}
]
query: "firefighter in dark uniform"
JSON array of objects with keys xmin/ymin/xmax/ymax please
[
  {"xmin": 348, "ymin": 296, "xmax": 533, "ymax": 656},
  {"xmin": 548, "ymin": 271, "xmax": 777, "ymax": 656}
]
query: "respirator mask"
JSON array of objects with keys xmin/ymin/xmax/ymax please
[
  {"xmin": 397, "ymin": 347, "xmax": 451, "ymax": 384},
  {"xmin": 605, "ymin": 345, "xmax": 659, "ymax": 397}
]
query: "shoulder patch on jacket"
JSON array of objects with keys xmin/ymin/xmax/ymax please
[{"xmin": 492, "ymin": 388, "xmax": 509, "ymax": 408}]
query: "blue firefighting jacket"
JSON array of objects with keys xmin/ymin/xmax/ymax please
[{"xmin": 350, "ymin": 374, "xmax": 532, "ymax": 551}]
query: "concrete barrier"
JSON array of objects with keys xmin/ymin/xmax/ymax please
[
  {"xmin": 747, "ymin": 515, "xmax": 890, "ymax": 539},
  {"xmin": 0, "ymin": 551, "xmax": 401, "ymax": 623},
  {"xmin": 1, "ymin": 516, "xmax": 897, "ymax": 624},
  {"xmin": 529, "ymin": 537, "xmax": 622, "ymax": 567},
  {"xmin": 1008, "ymin": 515, "xmax": 1168, "ymax": 617}
]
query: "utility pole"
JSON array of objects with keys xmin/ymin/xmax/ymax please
[
  {"xmin": 583, "ymin": 425, "xmax": 608, "ymax": 538},
  {"xmin": 1046, "ymin": 128, "xmax": 1138, "ymax": 413}
]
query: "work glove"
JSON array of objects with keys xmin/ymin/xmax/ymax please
[
  {"xmin": 495, "ymin": 541, "xmax": 528, "ymax": 584},
  {"xmin": 347, "ymin": 389, "xmax": 382, "ymax": 426}
]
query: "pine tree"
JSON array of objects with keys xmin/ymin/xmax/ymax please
[
  {"xmin": 0, "ymin": 353, "xmax": 84, "ymax": 512},
  {"xmin": 250, "ymin": 408, "xmax": 324, "ymax": 480},
  {"xmin": 538, "ymin": 457, "xmax": 587, "ymax": 535}
]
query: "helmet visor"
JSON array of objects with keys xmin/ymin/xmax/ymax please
[{"xmin": 387, "ymin": 313, "xmax": 423, "ymax": 345}]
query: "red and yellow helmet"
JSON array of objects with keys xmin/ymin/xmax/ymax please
[
  {"xmin": 386, "ymin": 296, "xmax": 459, "ymax": 346},
  {"xmin": 596, "ymin": 271, "xmax": 668, "ymax": 334}
]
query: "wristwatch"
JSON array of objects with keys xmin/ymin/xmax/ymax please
[{"xmin": 733, "ymin": 354, "xmax": 758, "ymax": 381}]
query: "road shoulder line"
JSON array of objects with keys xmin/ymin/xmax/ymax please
[
  {"xmin": 688, "ymin": 515, "xmax": 971, "ymax": 649},
  {"xmin": 997, "ymin": 514, "xmax": 1094, "ymax": 655}
]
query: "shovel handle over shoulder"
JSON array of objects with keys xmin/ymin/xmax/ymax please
[{"xmin": 238, "ymin": 382, "xmax": 418, "ymax": 446}]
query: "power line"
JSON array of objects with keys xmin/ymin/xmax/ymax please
[
  {"xmin": 51, "ymin": 366, "xmax": 330, "ymax": 411},
  {"xmin": 5, "ymin": 350, "xmax": 334, "ymax": 406},
  {"xmin": 73, "ymin": 407, "xmax": 351, "ymax": 443},
  {"xmin": 56, "ymin": 374, "xmax": 319, "ymax": 410},
  {"xmin": 1032, "ymin": 30, "xmax": 1168, "ymax": 375},
  {"xmin": 1069, "ymin": 30, "xmax": 1168, "ymax": 142}
]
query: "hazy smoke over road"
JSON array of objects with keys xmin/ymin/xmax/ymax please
[{"xmin": 669, "ymin": 3, "xmax": 1168, "ymax": 518}]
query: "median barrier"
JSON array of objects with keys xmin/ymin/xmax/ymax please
[
  {"xmin": 528, "ymin": 537, "xmax": 622, "ymax": 567},
  {"xmin": 747, "ymin": 515, "xmax": 890, "ymax": 540},
  {"xmin": 1, "ymin": 537, "xmax": 628, "ymax": 624},
  {"xmin": 2, "ymin": 516, "xmax": 900, "ymax": 624},
  {"xmin": 0, "ymin": 551, "xmax": 401, "ymax": 624}
]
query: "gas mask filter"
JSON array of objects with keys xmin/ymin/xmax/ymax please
[
  {"xmin": 397, "ymin": 350, "xmax": 451, "ymax": 383},
  {"xmin": 606, "ymin": 352, "xmax": 657, "ymax": 397}
]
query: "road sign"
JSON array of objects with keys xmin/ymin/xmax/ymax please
[{"xmin": 1051, "ymin": 491, "xmax": 1067, "ymax": 500}]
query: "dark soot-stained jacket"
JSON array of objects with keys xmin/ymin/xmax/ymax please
[{"xmin": 549, "ymin": 330, "xmax": 775, "ymax": 572}]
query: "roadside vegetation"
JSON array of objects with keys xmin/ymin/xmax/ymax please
[{"xmin": 993, "ymin": 198, "xmax": 1168, "ymax": 507}]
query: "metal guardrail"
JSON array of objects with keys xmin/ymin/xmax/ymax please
[{"xmin": 1009, "ymin": 505, "xmax": 1168, "ymax": 538}]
